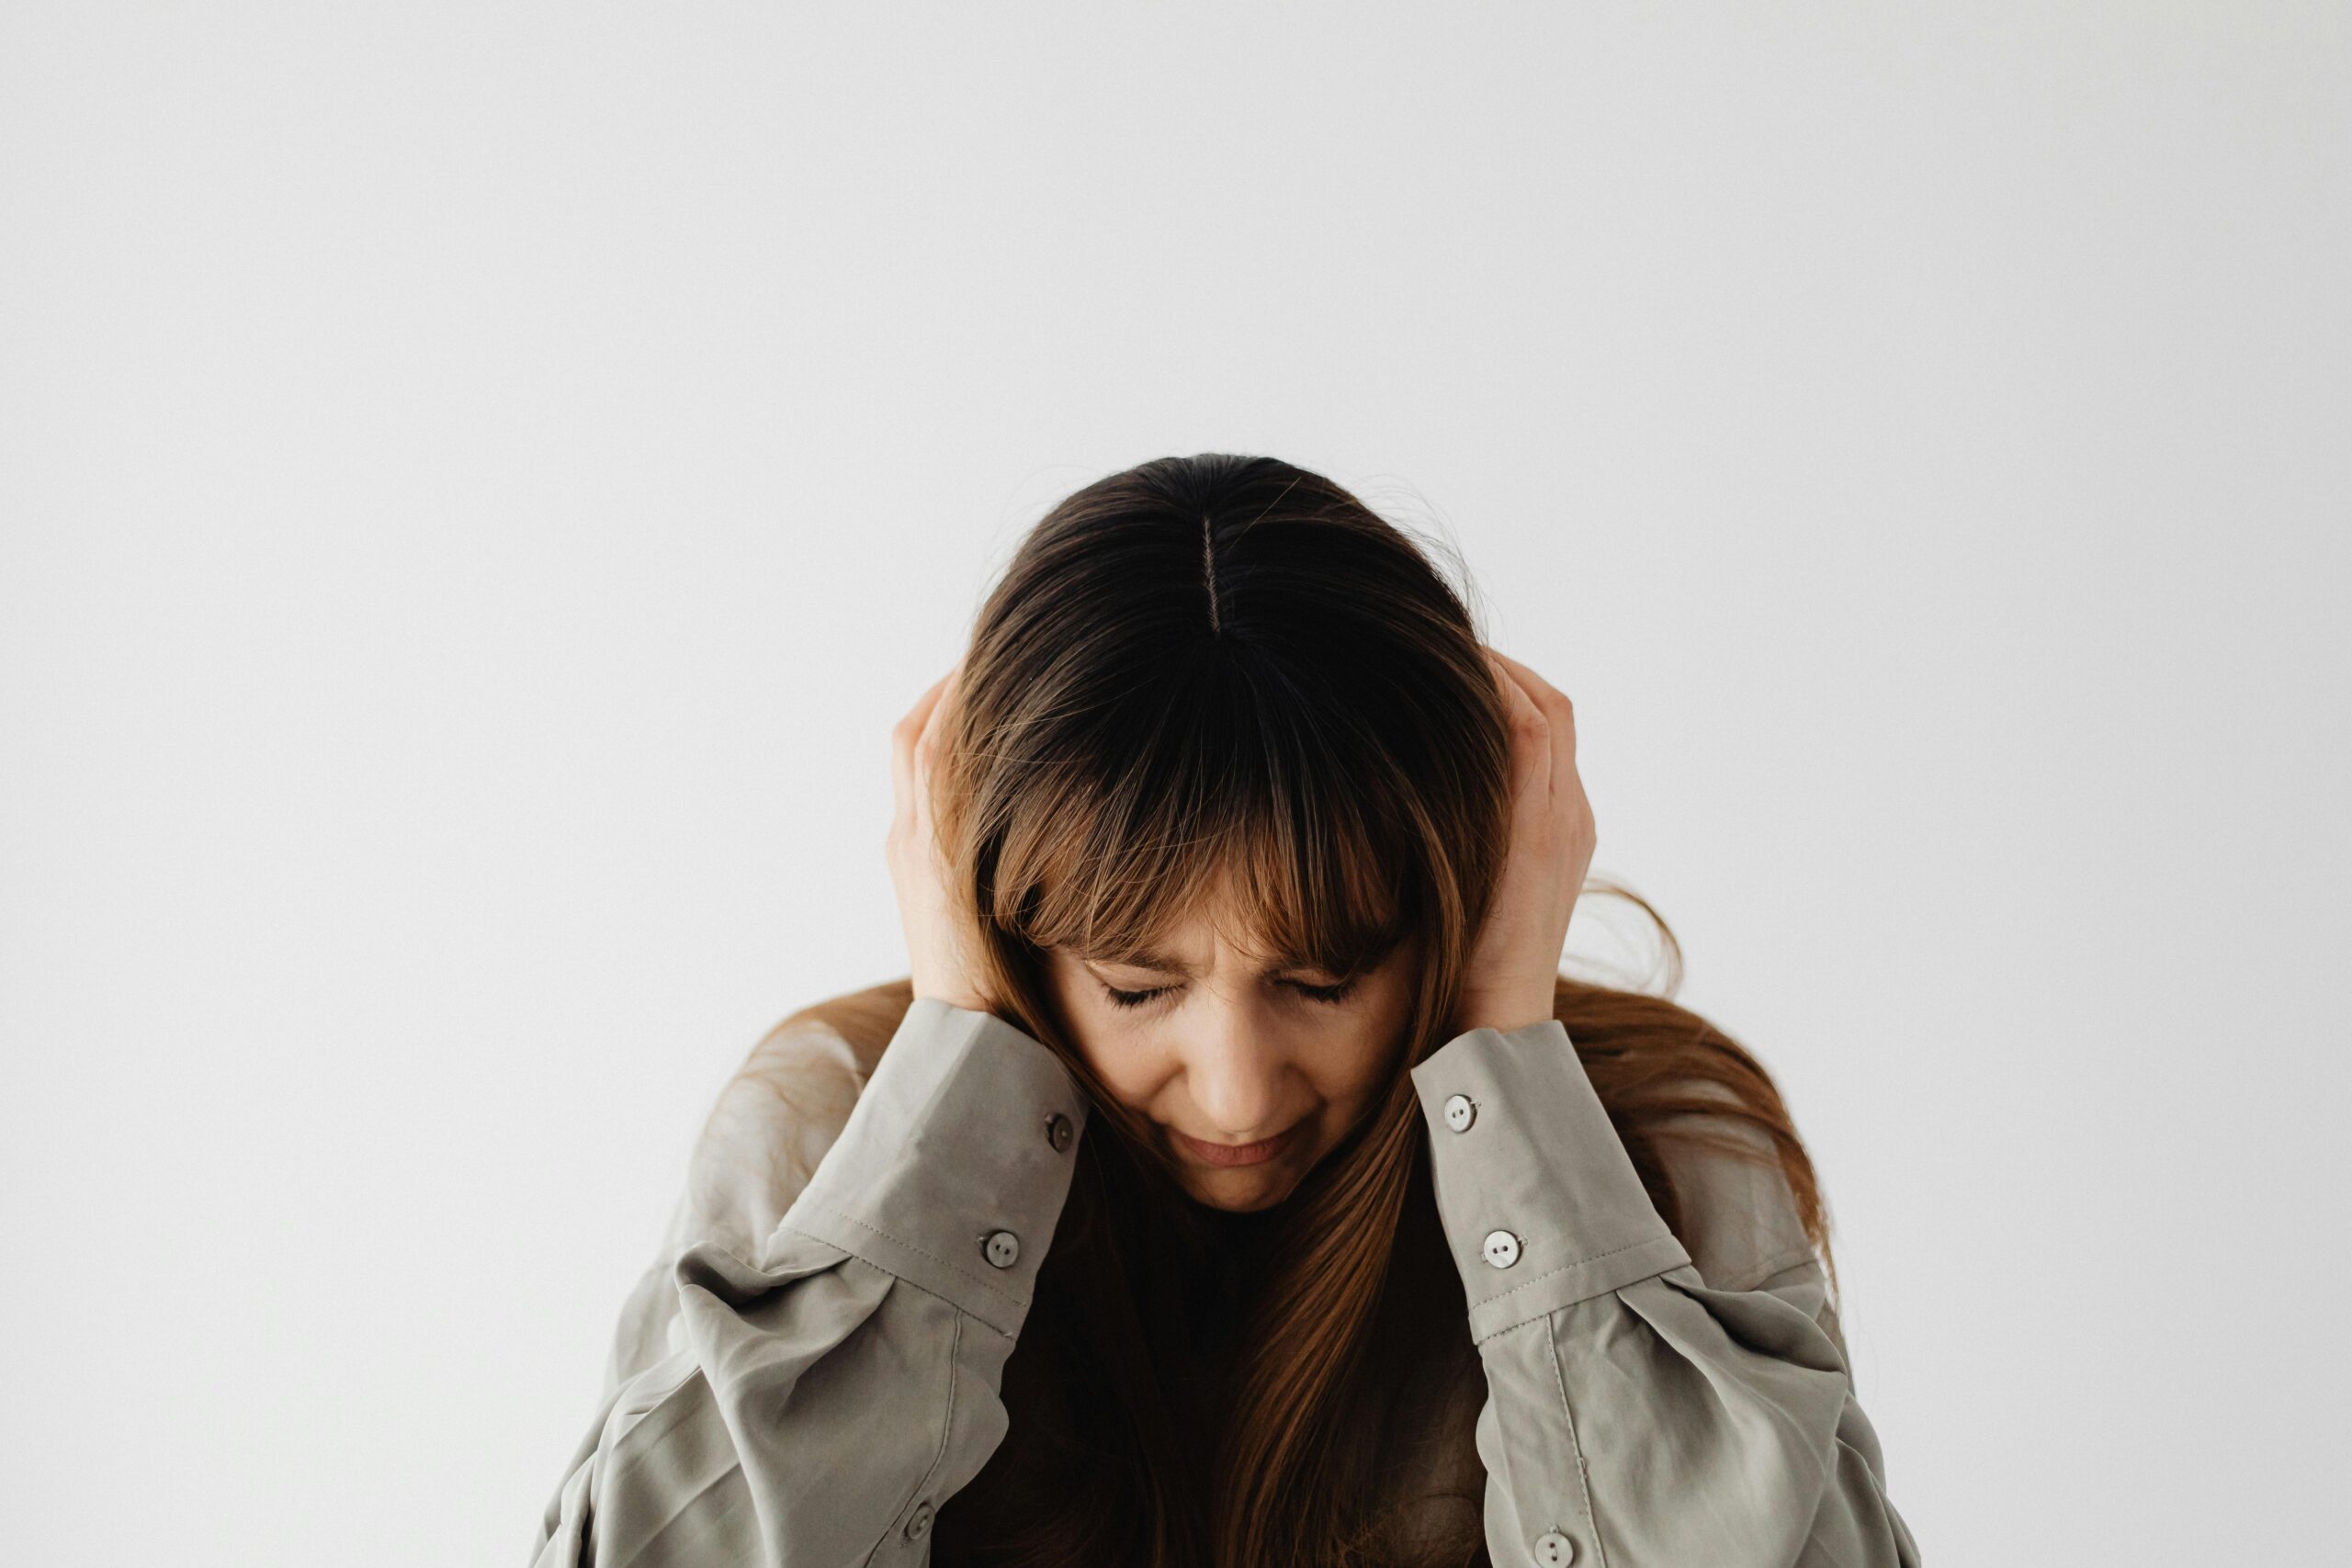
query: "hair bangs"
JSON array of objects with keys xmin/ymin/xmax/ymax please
[{"xmin": 988, "ymin": 662, "xmax": 1417, "ymax": 985}]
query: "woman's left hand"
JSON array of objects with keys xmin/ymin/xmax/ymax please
[{"xmin": 1450, "ymin": 647, "xmax": 1597, "ymax": 1038}]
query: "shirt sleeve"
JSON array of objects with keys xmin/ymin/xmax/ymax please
[
  {"xmin": 529, "ymin": 998, "xmax": 1091, "ymax": 1568},
  {"xmin": 1408, "ymin": 1017, "xmax": 1924, "ymax": 1568}
]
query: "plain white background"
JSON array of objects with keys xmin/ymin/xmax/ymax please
[{"xmin": 4, "ymin": 4, "xmax": 2345, "ymax": 1562}]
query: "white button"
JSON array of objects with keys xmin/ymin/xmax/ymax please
[
  {"xmin": 982, "ymin": 1229, "xmax": 1021, "ymax": 1269},
  {"xmin": 1045, "ymin": 1111, "xmax": 1075, "ymax": 1152},
  {"xmin": 1442, "ymin": 1092, "xmax": 1476, "ymax": 1132},
  {"xmin": 1533, "ymin": 1529, "xmax": 1577, "ymax": 1565},
  {"xmin": 1482, "ymin": 1228, "xmax": 1521, "ymax": 1268},
  {"xmin": 904, "ymin": 1499, "xmax": 934, "ymax": 1540}
]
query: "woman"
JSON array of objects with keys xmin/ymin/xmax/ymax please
[{"xmin": 530, "ymin": 454, "xmax": 1922, "ymax": 1567}]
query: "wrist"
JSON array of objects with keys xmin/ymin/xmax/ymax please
[
  {"xmin": 911, "ymin": 986, "xmax": 994, "ymax": 1015},
  {"xmin": 1451, "ymin": 991, "xmax": 1556, "ymax": 1037}
]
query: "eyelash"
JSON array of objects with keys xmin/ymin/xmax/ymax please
[{"xmin": 1099, "ymin": 977, "xmax": 1360, "ymax": 1010}]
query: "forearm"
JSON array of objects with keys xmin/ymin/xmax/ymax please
[
  {"xmin": 532, "ymin": 999, "xmax": 1091, "ymax": 1567},
  {"xmin": 1412, "ymin": 1017, "xmax": 1921, "ymax": 1567}
]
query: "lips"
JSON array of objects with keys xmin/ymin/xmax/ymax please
[{"xmin": 1170, "ymin": 1122, "xmax": 1301, "ymax": 1168}]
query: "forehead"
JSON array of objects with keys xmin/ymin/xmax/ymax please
[
  {"xmin": 1074, "ymin": 897, "xmax": 1295, "ymax": 972},
  {"xmin": 1086, "ymin": 943, "xmax": 1304, "ymax": 978},
  {"xmin": 1071, "ymin": 893, "xmax": 1415, "ymax": 979},
  {"xmin": 1045, "ymin": 838, "xmax": 1413, "ymax": 978}
]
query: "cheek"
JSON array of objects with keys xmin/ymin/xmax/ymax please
[
  {"xmin": 1294, "ymin": 1025, "xmax": 1395, "ymax": 1105},
  {"xmin": 1085, "ymin": 1049, "xmax": 1160, "ymax": 1108},
  {"xmin": 1061, "ymin": 1011, "xmax": 1167, "ymax": 1110}
]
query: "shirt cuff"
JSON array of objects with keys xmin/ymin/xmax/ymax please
[
  {"xmin": 1409, "ymin": 1016, "xmax": 1693, "ymax": 1342},
  {"xmin": 779, "ymin": 997, "xmax": 1091, "ymax": 1340}
]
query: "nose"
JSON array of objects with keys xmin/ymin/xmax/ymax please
[{"xmin": 1180, "ymin": 1005, "xmax": 1293, "ymax": 1142}]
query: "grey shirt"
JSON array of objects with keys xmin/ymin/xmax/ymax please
[{"xmin": 530, "ymin": 998, "xmax": 1922, "ymax": 1566}]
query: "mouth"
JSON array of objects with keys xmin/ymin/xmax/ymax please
[{"xmin": 1169, "ymin": 1122, "xmax": 1302, "ymax": 1168}]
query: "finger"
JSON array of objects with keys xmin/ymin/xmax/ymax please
[
  {"xmin": 892, "ymin": 668, "xmax": 955, "ymax": 825},
  {"xmin": 1487, "ymin": 646, "xmax": 1576, "ymax": 789},
  {"xmin": 1493, "ymin": 650, "xmax": 1589, "ymax": 852},
  {"xmin": 930, "ymin": 656, "xmax": 967, "ymax": 744},
  {"xmin": 1482, "ymin": 645, "xmax": 1541, "ymax": 729},
  {"xmin": 1482, "ymin": 646, "xmax": 1553, "ymax": 798},
  {"xmin": 910, "ymin": 660, "xmax": 967, "ymax": 830},
  {"xmin": 1487, "ymin": 648, "xmax": 1574, "ymax": 735},
  {"xmin": 914, "ymin": 660, "xmax": 962, "ymax": 774}
]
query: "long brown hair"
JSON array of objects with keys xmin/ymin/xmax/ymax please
[{"xmin": 775, "ymin": 455, "xmax": 1838, "ymax": 1567}]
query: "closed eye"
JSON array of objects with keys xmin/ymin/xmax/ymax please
[{"xmin": 1098, "ymin": 976, "xmax": 1360, "ymax": 1010}]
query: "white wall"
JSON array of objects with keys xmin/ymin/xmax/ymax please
[{"xmin": 3, "ymin": 4, "xmax": 2344, "ymax": 1562}]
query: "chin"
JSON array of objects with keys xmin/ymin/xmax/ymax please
[{"xmin": 1182, "ymin": 1172, "xmax": 1295, "ymax": 1213}]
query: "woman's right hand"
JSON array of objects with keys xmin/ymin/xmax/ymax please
[{"xmin": 888, "ymin": 658, "xmax": 995, "ymax": 1014}]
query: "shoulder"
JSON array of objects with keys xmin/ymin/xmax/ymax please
[
  {"xmin": 660, "ymin": 981, "xmax": 914, "ymax": 1262},
  {"xmin": 1642, "ymin": 1076, "xmax": 1824, "ymax": 1293},
  {"xmin": 1552, "ymin": 981, "xmax": 1829, "ymax": 1293}
]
